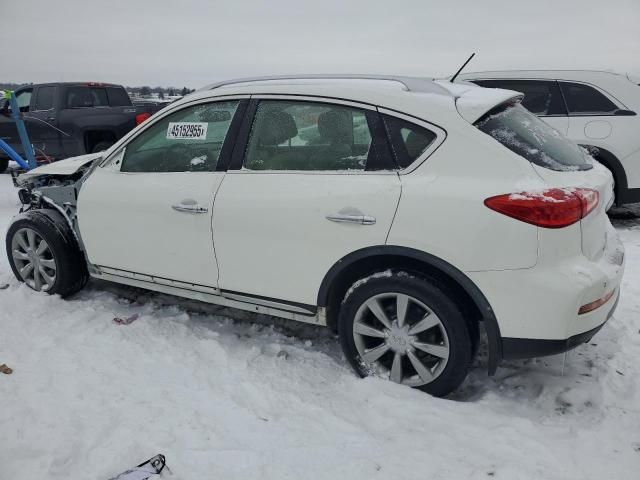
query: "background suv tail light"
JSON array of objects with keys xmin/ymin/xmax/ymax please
[{"xmin": 484, "ymin": 188, "xmax": 599, "ymax": 228}]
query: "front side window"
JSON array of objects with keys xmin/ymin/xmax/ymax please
[
  {"xmin": 120, "ymin": 100, "xmax": 239, "ymax": 173},
  {"xmin": 476, "ymin": 102, "xmax": 592, "ymax": 171},
  {"xmin": 472, "ymin": 79, "xmax": 566, "ymax": 116},
  {"xmin": 244, "ymin": 100, "xmax": 378, "ymax": 171},
  {"xmin": 34, "ymin": 86, "xmax": 55, "ymax": 111},
  {"xmin": 559, "ymin": 82, "xmax": 618, "ymax": 115},
  {"xmin": 65, "ymin": 87, "xmax": 109, "ymax": 108},
  {"xmin": 383, "ymin": 115, "xmax": 437, "ymax": 168}
]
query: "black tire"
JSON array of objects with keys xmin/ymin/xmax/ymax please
[
  {"xmin": 6, "ymin": 210, "xmax": 89, "ymax": 297},
  {"xmin": 338, "ymin": 272, "xmax": 474, "ymax": 397},
  {"xmin": 0, "ymin": 157, "xmax": 8, "ymax": 174},
  {"xmin": 91, "ymin": 141, "xmax": 114, "ymax": 153}
]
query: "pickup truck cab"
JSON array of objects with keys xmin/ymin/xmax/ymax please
[{"xmin": 0, "ymin": 82, "xmax": 154, "ymax": 173}]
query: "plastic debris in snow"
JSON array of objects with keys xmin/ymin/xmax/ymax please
[{"xmin": 107, "ymin": 454, "xmax": 167, "ymax": 480}]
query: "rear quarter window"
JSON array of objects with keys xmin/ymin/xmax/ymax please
[
  {"xmin": 559, "ymin": 82, "xmax": 618, "ymax": 115},
  {"xmin": 476, "ymin": 102, "xmax": 592, "ymax": 171},
  {"xmin": 107, "ymin": 87, "xmax": 132, "ymax": 107}
]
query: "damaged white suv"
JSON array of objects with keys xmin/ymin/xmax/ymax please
[{"xmin": 6, "ymin": 75, "xmax": 625, "ymax": 396}]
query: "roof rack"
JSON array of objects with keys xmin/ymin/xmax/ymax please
[{"xmin": 202, "ymin": 74, "xmax": 450, "ymax": 95}]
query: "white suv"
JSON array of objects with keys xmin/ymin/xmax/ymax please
[
  {"xmin": 458, "ymin": 70, "xmax": 640, "ymax": 206},
  {"xmin": 6, "ymin": 75, "xmax": 625, "ymax": 396}
]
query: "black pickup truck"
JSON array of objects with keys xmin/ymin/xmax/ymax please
[{"xmin": 0, "ymin": 82, "xmax": 162, "ymax": 173}]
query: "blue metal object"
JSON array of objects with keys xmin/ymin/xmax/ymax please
[
  {"xmin": 7, "ymin": 91, "xmax": 37, "ymax": 169},
  {"xmin": 0, "ymin": 138, "xmax": 30, "ymax": 169}
]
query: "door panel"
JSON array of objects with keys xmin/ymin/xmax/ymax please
[
  {"xmin": 212, "ymin": 171, "xmax": 401, "ymax": 305},
  {"xmin": 78, "ymin": 169, "xmax": 222, "ymax": 287},
  {"xmin": 77, "ymin": 98, "xmax": 246, "ymax": 288}
]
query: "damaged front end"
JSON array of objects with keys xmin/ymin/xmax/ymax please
[{"xmin": 13, "ymin": 153, "xmax": 102, "ymax": 247}]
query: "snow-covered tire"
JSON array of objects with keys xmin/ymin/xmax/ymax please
[
  {"xmin": 6, "ymin": 210, "xmax": 89, "ymax": 297},
  {"xmin": 338, "ymin": 272, "xmax": 473, "ymax": 397}
]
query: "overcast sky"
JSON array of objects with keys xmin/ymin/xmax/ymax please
[{"xmin": 2, "ymin": 0, "xmax": 639, "ymax": 88}]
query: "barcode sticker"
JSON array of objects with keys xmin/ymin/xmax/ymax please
[{"xmin": 166, "ymin": 122, "xmax": 208, "ymax": 140}]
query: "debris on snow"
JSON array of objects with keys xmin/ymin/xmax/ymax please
[{"xmin": 113, "ymin": 313, "xmax": 140, "ymax": 325}]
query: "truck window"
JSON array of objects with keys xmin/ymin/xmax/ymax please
[
  {"xmin": 107, "ymin": 87, "xmax": 132, "ymax": 107},
  {"xmin": 34, "ymin": 86, "xmax": 56, "ymax": 111},
  {"xmin": 65, "ymin": 87, "xmax": 109, "ymax": 108}
]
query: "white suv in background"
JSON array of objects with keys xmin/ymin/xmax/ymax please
[
  {"xmin": 6, "ymin": 75, "xmax": 624, "ymax": 397},
  {"xmin": 458, "ymin": 70, "xmax": 640, "ymax": 206}
]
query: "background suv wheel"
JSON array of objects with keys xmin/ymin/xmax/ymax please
[{"xmin": 338, "ymin": 271, "xmax": 474, "ymax": 397}]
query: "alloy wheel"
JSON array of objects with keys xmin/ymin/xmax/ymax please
[
  {"xmin": 11, "ymin": 228, "xmax": 57, "ymax": 292},
  {"xmin": 353, "ymin": 292, "xmax": 450, "ymax": 386}
]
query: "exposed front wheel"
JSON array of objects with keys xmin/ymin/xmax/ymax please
[
  {"xmin": 6, "ymin": 211, "xmax": 89, "ymax": 296},
  {"xmin": 338, "ymin": 272, "xmax": 473, "ymax": 397}
]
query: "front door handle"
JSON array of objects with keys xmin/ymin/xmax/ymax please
[
  {"xmin": 172, "ymin": 200, "xmax": 208, "ymax": 214},
  {"xmin": 326, "ymin": 213, "xmax": 376, "ymax": 225}
]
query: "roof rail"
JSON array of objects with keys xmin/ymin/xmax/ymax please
[{"xmin": 201, "ymin": 74, "xmax": 451, "ymax": 95}]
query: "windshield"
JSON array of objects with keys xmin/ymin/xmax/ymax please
[{"xmin": 476, "ymin": 102, "xmax": 592, "ymax": 171}]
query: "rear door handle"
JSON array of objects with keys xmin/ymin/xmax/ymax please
[
  {"xmin": 326, "ymin": 213, "xmax": 376, "ymax": 225},
  {"xmin": 172, "ymin": 200, "xmax": 208, "ymax": 214}
]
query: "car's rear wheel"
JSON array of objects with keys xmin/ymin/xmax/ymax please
[
  {"xmin": 338, "ymin": 272, "xmax": 473, "ymax": 397},
  {"xmin": 6, "ymin": 211, "xmax": 89, "ymax": 296}
]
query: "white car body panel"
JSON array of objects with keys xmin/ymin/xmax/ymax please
[
  {"xmin": 212, "ymin": 170, "xmax": 401, "ymax": 305},
  {"xmin": 78, "ymin": 169, "xmax": 223, "ymax": 288}
]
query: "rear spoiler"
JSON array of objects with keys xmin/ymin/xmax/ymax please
[{"xmin": 435, "ymin": 80, "xmax": 523, "ymax": 123}]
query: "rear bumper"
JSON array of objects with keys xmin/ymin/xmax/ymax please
[
  {"xmin": 467, "ymin": 223, "xmax": 624, "ymax": 362},
  {"xmin": 501, "ymin": 289, "xmax": 619, "ymax": 359}
]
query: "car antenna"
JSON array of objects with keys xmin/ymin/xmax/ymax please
[{"xmin": 449, "ymin": 53, "xmax": 476, "ymax": 83}]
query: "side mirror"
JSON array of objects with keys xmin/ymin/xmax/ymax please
[{"xmin": 614, "ymin": 109, "xmax": 636, "ymax": 116}]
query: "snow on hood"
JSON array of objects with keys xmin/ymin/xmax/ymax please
[
  {"xmin": 19, "ymin": 153, "xmax": 102, "ymax": 179},
  {"xmin": 435, "ymin": 80, "xmax": 523, "ymax": 123}
]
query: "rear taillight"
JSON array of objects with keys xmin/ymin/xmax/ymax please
[
  {"xmin": 484, "ymin": 188, "xmax": 599, "ymax": 228},
  {"xmin": 135, "ymin": 112, "xmax": 151, "ymax": 125}
]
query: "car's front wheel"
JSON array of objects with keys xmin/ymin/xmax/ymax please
[
  {"xmin": 338, "ymin": 272, "xmax": 474, "ymax": 397},
  {"xmin": 6, "ymin": 210, "xmax": 89, "ymax": 296}
]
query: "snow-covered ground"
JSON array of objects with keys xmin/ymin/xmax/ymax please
[{"xmin": 1, "ymin": 172, "xmax": 639, "ymax": 480}]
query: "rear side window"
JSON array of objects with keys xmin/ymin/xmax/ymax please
[
  {"xmin": 107, "ymin": 87, "xmax": 132, "ymax": 107},
  {"xmin": 121, "ymin": 100, "xmax": 239, "ymax": 172},
  {"xmin": 65, "ymin": 87, "xmax": 109, "ymax": 108},
  {"xmin": 476, "ymin": 102, "xmax": 592, "ymax": 171},
  {"xmin": 471, "ymin": 79, "xmax": 566, "ymax": 116},
  {"xmin": 559, "ymin": 82, "xmax": 618, "ymax": 115},
  {"xmin": 382, "ymin": 115, "xmax": 437, "ymax": 168},
  {"xmin": 244, "ymin": 100, "xmax": 382, "ymax": 171},
  {"xmin": 34, "ymin": 86, "xmax": 55, "ymax": 111}
]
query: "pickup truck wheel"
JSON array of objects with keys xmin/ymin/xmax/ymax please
[
  {"xmin": 91, "ymin": 141, "xmax": 114, "ymax": 153},
  {"xmin": 0, "ymin": 157, "xmax": 8, "ymax": 174},
  {"xmin": 6, "ymin": 211, "xmax": 89, "ymax": 297},
  {"xmin": 338, "ymin": 272, "xmax": 473, "ymax": 397}
]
